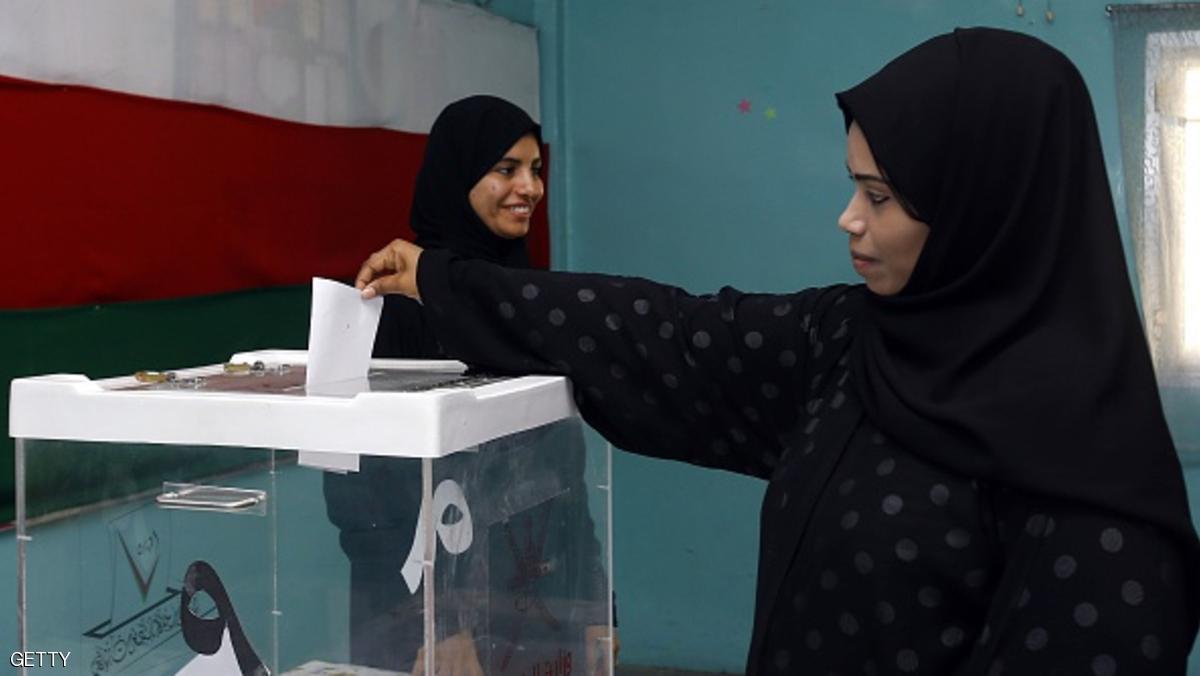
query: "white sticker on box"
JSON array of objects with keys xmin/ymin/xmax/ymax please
[{"xmin": 400, "ymin": 479, "xmax": 474, "ymax": 593}]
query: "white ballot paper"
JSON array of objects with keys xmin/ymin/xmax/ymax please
[{"xmin": 305, "ymin": 277, "xmax": 383, "ymax": 391}]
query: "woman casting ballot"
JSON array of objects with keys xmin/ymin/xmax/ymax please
[{"xmin": 357, "ymin": 28, "xmax": 1198, "ymax": 675}]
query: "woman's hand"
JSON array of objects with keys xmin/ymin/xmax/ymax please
[{"xmin": 356, "ymin": 238, "xmax": 425, "ymax": 301}]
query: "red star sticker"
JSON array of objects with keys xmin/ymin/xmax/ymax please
[{"xmin": 738, "ymin": 99, "xmax": 751, "ymax": 113}]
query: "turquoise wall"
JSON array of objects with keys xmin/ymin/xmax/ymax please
[{"xmin": 521, "ymin": 0, "xmax": 1200, "ymax": 671}]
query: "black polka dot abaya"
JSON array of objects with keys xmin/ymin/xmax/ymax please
[{"xmin": 403, "ymin": 28, "xmax": 1200, "ymax": 675}]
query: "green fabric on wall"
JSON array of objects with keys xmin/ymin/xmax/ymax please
[{"xmin": 2, "ymin": 284, "xmax": 312, "ymax": 525}]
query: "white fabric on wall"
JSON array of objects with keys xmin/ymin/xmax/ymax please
[{"xmin": 0, "ymin": 0, "xmax": 539, "ymax": 132}]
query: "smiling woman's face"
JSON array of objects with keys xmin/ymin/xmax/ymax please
[
  {"xmin": 837, "ymin": 122, "xmax": 931, "ymax": 296},
  {"xmin": 468, "ymin": 133, "xmax": 544, "ymax": 239}
]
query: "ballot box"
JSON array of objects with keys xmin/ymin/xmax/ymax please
[{"xmin": 10, "ymin": 350, "xmax": 613, "ymax": 676}]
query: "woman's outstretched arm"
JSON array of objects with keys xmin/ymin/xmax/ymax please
[{"xmin": 358, "ymin": 240, "xmax": 842, "ymax": 479}]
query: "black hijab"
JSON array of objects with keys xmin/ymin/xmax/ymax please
[
  {"xmin": 410, "ymin": 94, "xmax": 540, "ymax": 268},
  {"xmin": 374, "ymin": 95, "xmax": 540, "ymax": 358},
  {"xmin": 837, "ymin": 29, "xmax": 1199, "ymax": 557}
]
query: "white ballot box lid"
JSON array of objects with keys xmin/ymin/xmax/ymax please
[{"xmin": 9, "ymin": 349, "xmax": 577, "ymax": 457}]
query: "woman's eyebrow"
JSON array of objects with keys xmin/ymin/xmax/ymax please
[{"xmin": 845, "ymin": 164, "xmax": 889, "ymax": 186}]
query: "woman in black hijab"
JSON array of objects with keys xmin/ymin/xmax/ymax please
[
  {"xmin": 355, "ymin": 30, "xmax": 1199, "ymax": 674},
  {"xmin": 326, "ymin": 95, "xmax": 613, "ymax": 675},
  {"xmin": 372, "ymin": 94, "xmax": 537, "ymax": 358}
]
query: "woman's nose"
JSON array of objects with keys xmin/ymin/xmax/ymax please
[
  {"xmin": 515, "ymin": 170, "xmax": 542, "ymax": 199},
  {"xmin": 838, "ymin": 194, "xmax": 865, "ymax": 235}
]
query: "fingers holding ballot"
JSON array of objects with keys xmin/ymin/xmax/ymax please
[{"xmin": 357, "ymin": 238, "xmax": 425, "ymax": 301}]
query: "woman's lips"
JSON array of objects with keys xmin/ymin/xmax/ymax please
[
  {"xmin": 851, "ymin": 251, "xmax": 878, "ymax": 273},
  {"xmin": 505, "ymin": 204, "xmax": 532, "ymax": 220}
]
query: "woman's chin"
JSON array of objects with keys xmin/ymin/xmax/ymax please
[
  {"xmin": 864, "ymin": 278, "xmax": 902, "ymax": 296},
  {"xmin": 500, "ymin": 221, "xmax": 531, "ymax": 239}
]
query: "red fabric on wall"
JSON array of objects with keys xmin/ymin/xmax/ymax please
[{"xmin": 0, "ymin": 75, "xmax": 549, "ymax": 309}]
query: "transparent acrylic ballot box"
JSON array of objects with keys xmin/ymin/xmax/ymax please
[{"xmin": 10, "ymin": 350, "xmax": 613, "ymax": 676}]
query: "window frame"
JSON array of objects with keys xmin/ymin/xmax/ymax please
[{"xmin": 1137, "ymin": 31, "xmax": 1200, "ymax": 387}]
